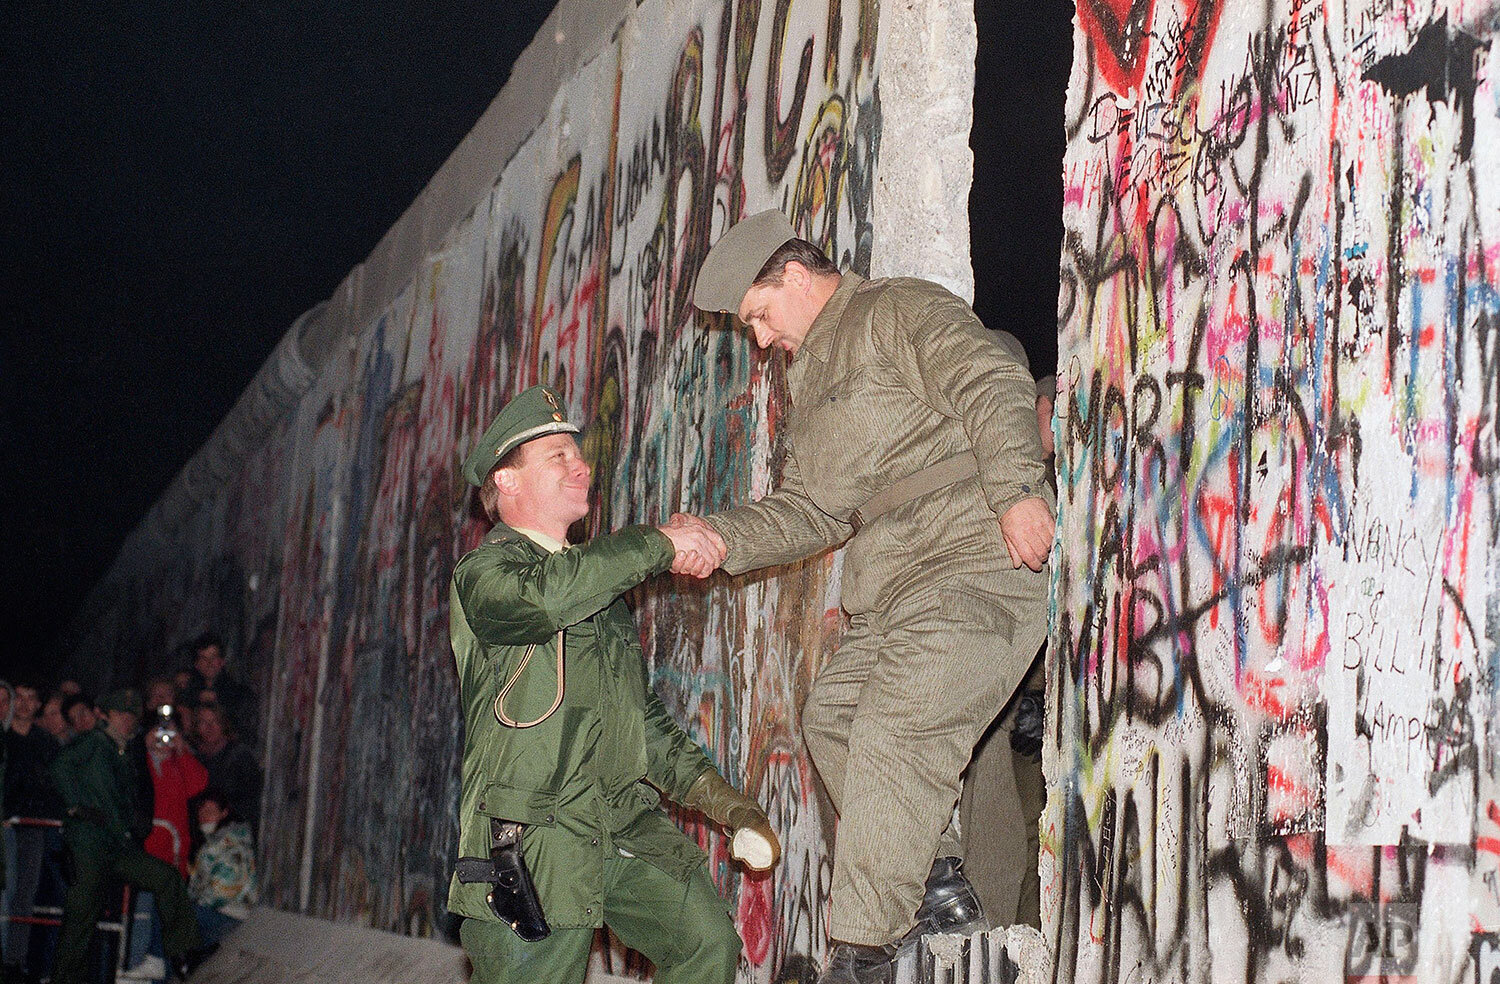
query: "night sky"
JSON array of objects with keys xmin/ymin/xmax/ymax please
[{"xmin": 0, "ymin": 0, "xmax": 1071, "ymax": 678}]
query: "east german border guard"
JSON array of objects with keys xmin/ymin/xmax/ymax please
[
  {"xmin": 682, "ymin": 212, "xmax": 1054, "ymax": 983},
  {"xmin": 50, "ymin": 688, "xmax": 207, "ymax": 983}
]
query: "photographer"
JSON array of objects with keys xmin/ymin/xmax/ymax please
[{"xmin": 142, "ymin": 680, "xmax": 207, "ymax": 877}]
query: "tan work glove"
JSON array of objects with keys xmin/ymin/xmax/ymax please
[{"xmin": 682, "ymin": 770, "xmax": 781, "ymax": 870}]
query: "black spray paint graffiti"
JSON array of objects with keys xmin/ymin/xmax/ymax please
[{"xmin": 1051, "ymin": 0, "xmax": 1498, "ymax": 982}]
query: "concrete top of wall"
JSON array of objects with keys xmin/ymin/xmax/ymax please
[{"xmin": 343, "ymin": 0, "xmax": 640, "ymax": 335}]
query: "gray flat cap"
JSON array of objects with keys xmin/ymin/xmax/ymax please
[{"xmin": 692, "ymin": 210, "xmax": 797, "ymax": 314}]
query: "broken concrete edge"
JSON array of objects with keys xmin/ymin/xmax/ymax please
[
  {"xmin": 190, "ymin": 906, "xmax": 655, "ymax": 984},
  {"xmin": 906, "ymin": 923, "xmax": 1051, "ymax": 983}
]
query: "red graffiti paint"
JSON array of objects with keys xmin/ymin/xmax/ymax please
[
  {"xmin": 1195, "ymin": 488, "xmax": 1239, "ymax": 626},
  {"xmin": 737, "ymin": 872, "xmax": 775, "ymax": 965},
  {"xmin": 1241, "ymin": 669, "xmax": 1289, "ymax": 719},
  {"xmin": 1078, "ymin": 0, "xmax": 1224, "ymax": 96},
  {"xmin": 1076, "ymin": 0, "xmax": 1158, "ymax": 94},
  {"xmin": 1169, "ymin": 0, "xmax": 1226, "ymax": 98}
]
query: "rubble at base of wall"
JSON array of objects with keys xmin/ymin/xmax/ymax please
[
  {"xmin": 190, "ymin": 907, "xmax": 467, "ymax": 984},
  {"xmin": 895, "ymin": 925, "xmax": 1049, "ymax": 984}
]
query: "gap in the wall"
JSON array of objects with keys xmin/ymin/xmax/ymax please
[{"xmin": 970, "ymin": 0, "xmax": 1074, "ymax": 375}]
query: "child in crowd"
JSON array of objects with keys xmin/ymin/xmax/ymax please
[{"xmin": 189, "ymin": 788, "xmax": 257, "ymax": 946}]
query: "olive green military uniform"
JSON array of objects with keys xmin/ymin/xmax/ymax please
[
  {"xmin": 958, "ymin": 653, "xmax": 1045, "ymax": 928},
  {"xmin": 448, "ymin": 521, "xmax": 741, "ymax": 983},
  {"xmin": 50, "ymin": 726, "xmax": 201, "ymax": 984},
  {"xmin": 705, "ymin": 273, "xmax": 1051, "ymax": 946}
]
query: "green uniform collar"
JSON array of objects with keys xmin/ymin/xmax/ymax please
[
  {"xmin": 482, "ymin": 521, "xmax": 559, "ymax": 559},
  {"xmin": 512, "ymin": 528, "xmax": 568, "ymax": 553}
]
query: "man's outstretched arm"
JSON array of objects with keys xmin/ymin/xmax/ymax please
[{"xmin": 694, "ymin": 452, "xmax": 852, "ymax": 576}]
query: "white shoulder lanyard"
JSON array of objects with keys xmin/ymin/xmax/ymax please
[{"xmin": 493, "ymin": 629, "xmax": 565, "ymax": 728}]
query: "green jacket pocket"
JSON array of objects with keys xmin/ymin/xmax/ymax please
[{"xmin": 476, "ymin": 779, "xmax": 560, "ymax": 828}]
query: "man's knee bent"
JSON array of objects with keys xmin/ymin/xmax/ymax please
[
  {"xmin": 659, "ymin": 908, "xmax": 741, "ymax": 984},
  {"xmin": 800, "ymin": 688, "xmax": 846, "ymax": 766}
]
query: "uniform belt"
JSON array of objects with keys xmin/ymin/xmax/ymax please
[{"xmin": 848, "ymin": 451, "xmax": 980, "ymax": 532}]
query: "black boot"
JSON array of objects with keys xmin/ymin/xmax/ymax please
[
  {"xmin": 817, "ymin": 941, "xmax": 896, "ymax": 984},
  {"xmin": 913, "ymin": 856, "xmax": 986, "ymax": 935}
]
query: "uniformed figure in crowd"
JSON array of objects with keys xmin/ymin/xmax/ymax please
[
  {"xmin": 49, "ymin": 688, "xmax": 208, "ymax": 983},
  {"xmin": 680, "ymin": 211, "xmax": 1054, "ymax": 984},
  {"xmin": 448, "ymin": 385, "xmax": 781, "ymax": 984}
]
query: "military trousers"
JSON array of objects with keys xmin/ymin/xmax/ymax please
[
  {"xmin": 802, "ymin": 577, "xmax": 1035, "ymax": 946},
  {"xmin": 958, "ymin": 651, "xmax": 1045, "ymax": 928},
  {"xmin": 53, "ymin": 837, "xmax": 201, "ymax": 984},
  {"xmin": 459, "ymin": 854, "xmax": 741, "ymax": 984}
]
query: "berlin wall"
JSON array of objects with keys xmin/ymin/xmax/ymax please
[
  {"xmin": 1048, "ymin": 0, "xmax": 1500, "ymax": 982},
  {"xmin": 58, "ymin": 0, "xmax": 1500, "ymax": 981},
  {"xmin": 56, "ymin": 0, "xmax": 977, "ymax": 980}
]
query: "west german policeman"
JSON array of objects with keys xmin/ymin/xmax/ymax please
[
  {"xmin": 679, "ymin": 212, "xmax": 1055, "ymax": 983},
  {"xmin": 449, "ymin": 384, "xmax": 780, "ymax": 984}
]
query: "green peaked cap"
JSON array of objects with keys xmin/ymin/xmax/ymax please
[{"xmin": 462, "ymin": 384, "xmax": 580, "ymax": 487}]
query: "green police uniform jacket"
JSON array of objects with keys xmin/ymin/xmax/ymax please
[
  {"xmin": 447, "ymin": 522, "xmax": 720, "ymax": 929},
  {"xmin": 707, "ymin": 273, "xmax": 1052, "ymax": 622},
  {"xmin": 51, "ymin": 727, "xmax": 140, "ymax": 852}
]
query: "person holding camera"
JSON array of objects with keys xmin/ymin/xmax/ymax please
[
  {"xmin": 141, "ymin": 679, "xmax": 208, "ymax": 878},
  {"xmin": 115, "ymin": 681, "xmax": 210, "ymax": 980}
]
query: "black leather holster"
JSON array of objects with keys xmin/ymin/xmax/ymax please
[{"xmin": 455, "ymin": 818, "xmax": 550, "ymax": 941}]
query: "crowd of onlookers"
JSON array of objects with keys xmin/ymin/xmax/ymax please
[{"xmin": 2, "ymin": 632, "xmax": 263, "ymax": 984}]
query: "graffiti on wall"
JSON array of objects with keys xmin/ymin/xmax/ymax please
[
  {"xmin": 1049, "ymin": 0, "xmax": 1499, "ymax": 981},
  {"xmin": 78, "ymin": 0, "xmax": 880, "ymax": 978}
]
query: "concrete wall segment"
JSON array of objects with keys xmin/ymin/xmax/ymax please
[
  {"xmin": 871, "ymin": 0, "xmax": 977, "ymax": 301},
  {"xmin": 1047, "ymin": 0, "xmax": 1500, "ymax": 980},
  {"xmin": 345, "ymin": 0, "xmax": 640, "ymax": 334}
]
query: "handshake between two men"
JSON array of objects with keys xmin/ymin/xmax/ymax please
[
  {"xmin": 451, "ymin": 205, "xmax": 1058, "ymax": 984},
  {"xmin": 657, "ymin": 513, "xmax": 729, "ymax": 578}
]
